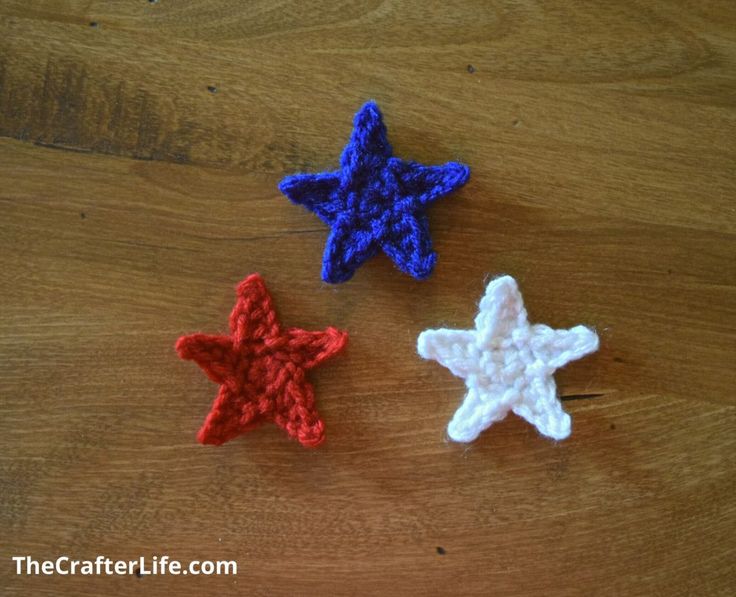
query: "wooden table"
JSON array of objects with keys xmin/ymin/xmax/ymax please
[{"xmin": 1, "ymin": 2, "xmax": 734, "ymax": 595}]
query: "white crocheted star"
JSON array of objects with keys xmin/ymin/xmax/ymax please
[{"xmin": 417, "ymin": 276, "xmax": 599, "ymax": 442}]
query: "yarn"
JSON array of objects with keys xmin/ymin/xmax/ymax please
[
  {"xmin": 279, "ymin": 100, "xmax": 470, "ymax": 283},
  {"xmin": 417, "ymin": 276, "xmax": 599, "ymax": 442},
  {"xmin": 175, "ymin": 274, "xmax": 348, "ymax": 447}
]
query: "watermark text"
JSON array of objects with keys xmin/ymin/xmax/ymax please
[{"xmin": 12, "ymin": 555, "xmax": 236, "ymax": 576}]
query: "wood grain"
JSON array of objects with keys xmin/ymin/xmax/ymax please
[{"xmin": 1, "ymin": 1, "xmax": 734, "ymax": 595}]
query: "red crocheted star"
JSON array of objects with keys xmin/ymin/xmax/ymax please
[{"xmin": 176, "ymin": 274, "xmax": 348, "ymax": 447}]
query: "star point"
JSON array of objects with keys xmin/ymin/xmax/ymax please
[
  {"xmin": 418, "ymin": 276, "xmax": 599, "ymax": 442},
  {"xmin": 279, "ymin": 101, "xmax": 470, "ymax": 283},
  {"xmin": 176, "ymin": 274, "xmax": 348, "ymax": 447}
]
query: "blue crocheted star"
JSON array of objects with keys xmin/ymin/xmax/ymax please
[{"xmin": 279, "ymin": 101, "xmax": 470, "ymax": 283}]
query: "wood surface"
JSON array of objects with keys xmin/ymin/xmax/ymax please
[{"xmin": 1, "ymin": 1, "xmax": 735, "ymax": 595}]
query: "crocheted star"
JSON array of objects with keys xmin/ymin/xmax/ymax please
[
  {"xmin": 176, "ymin": 274, "xmax": 348, "ymax": 447},
  {"xmin": 279, "ymin": 101, "xmax": 470, "ymax": 283},
  {"xmin": 417, "ymin": 276, "xmax": 599, "ymax": 442}
]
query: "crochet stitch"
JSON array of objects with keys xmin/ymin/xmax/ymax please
[
  {"xmin": 279, "ymin": 100, "xmax": 470, "ymax": 283},
  {"xmin": 417, "ymin": 276, "xmax": 599, "ymax": 442},
  {"xmin": 175, "ymin": 274, "xmax": 348, "ymax": 447}
]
